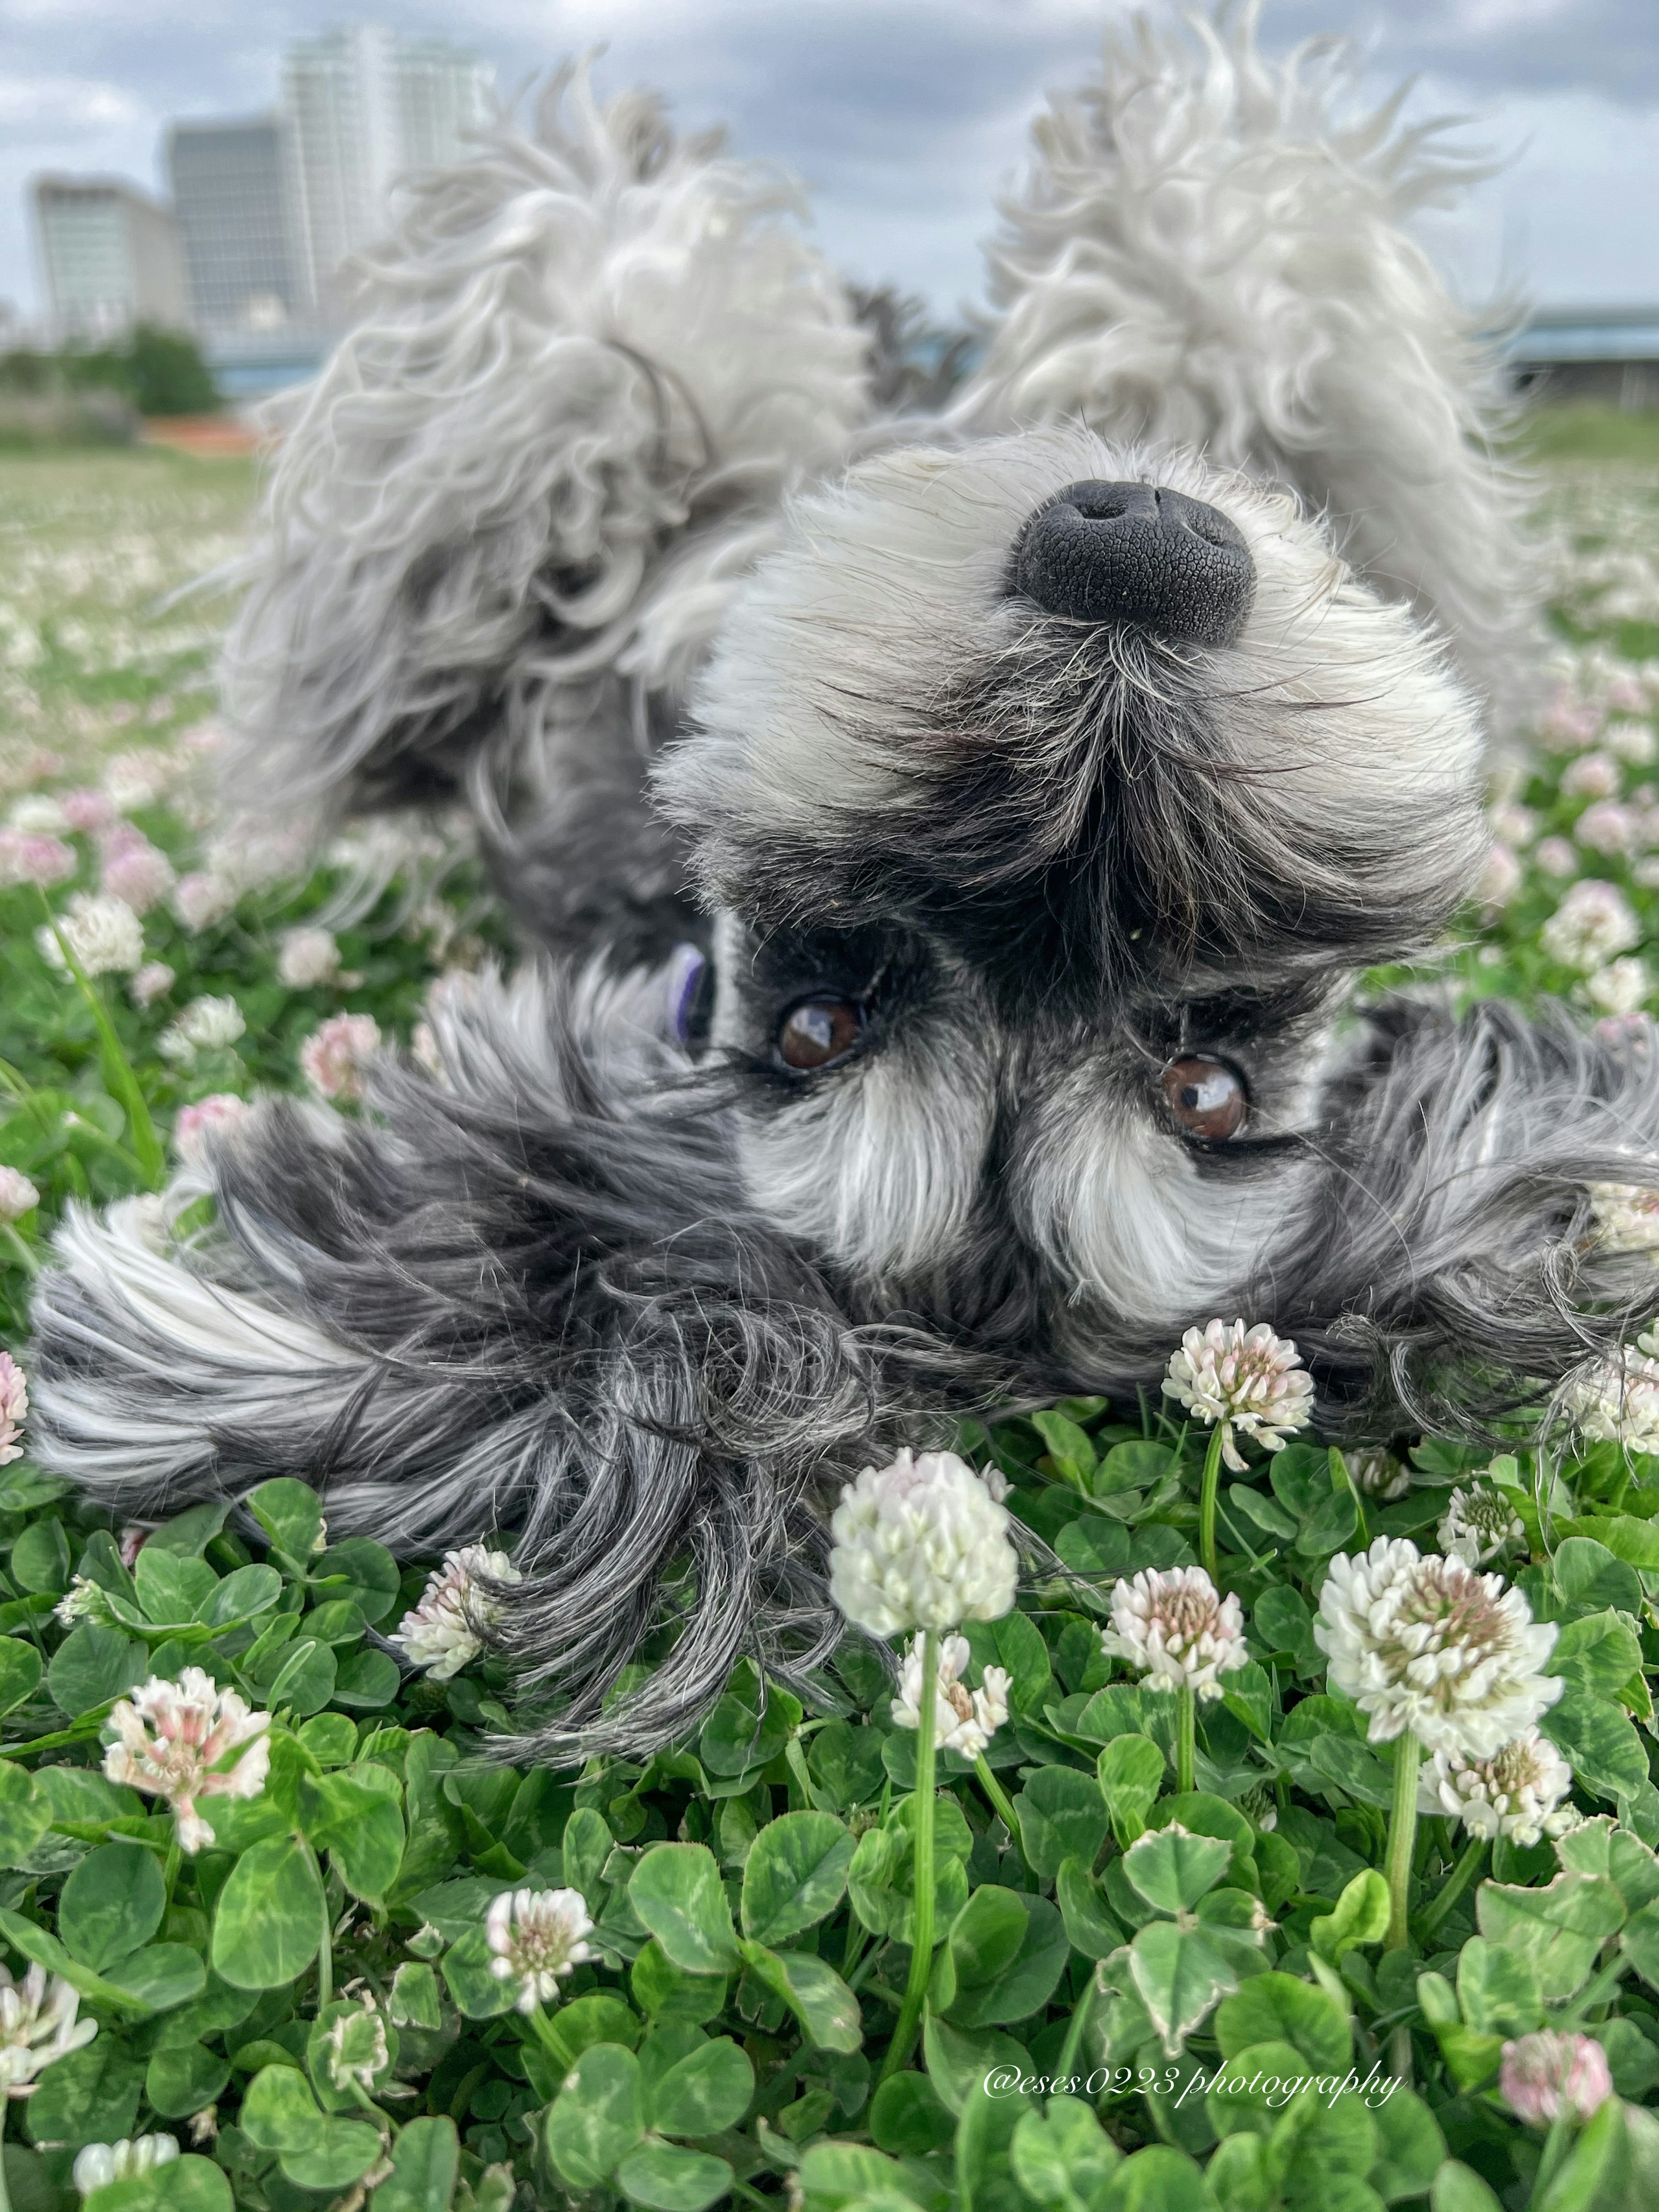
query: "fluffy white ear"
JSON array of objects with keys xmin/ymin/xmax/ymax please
[
  {"xmin": 222, "ymin": 69, "xmax": 870, "ymax": 821},
  {"xmin": 960, "ymin": 3, "xmax": 1533, "ymax": 728}
]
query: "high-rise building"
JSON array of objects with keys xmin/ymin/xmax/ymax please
[
  {"xmin": 281, "ymin": 24, "xmax": 492, "ymax": 316},
  {"xmin": 167, "ymin": 117, "xmax": 304, "ymax": 334},
  {"xmin": 31, "ymin": 177, "xmax": 188, "ymax": 338}
]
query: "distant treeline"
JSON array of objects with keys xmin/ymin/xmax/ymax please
[{"xmin": 0, "ymin": 326, "xmax": 219, "ymax": 442}]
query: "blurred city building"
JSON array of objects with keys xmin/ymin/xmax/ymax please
[
  {"xmin": 30, "ymin": 177, "xmax": 188, "ymax": 339},
  {"xmin": 281, "ymin": 24, "xmax": 492, "ymax": 318},
  {"xmin": 167, "ymin": 117, "xmax": 305, "ymax": 334}
]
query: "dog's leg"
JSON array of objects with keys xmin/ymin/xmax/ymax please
[{"xmin": 1276, "ymin": 996, "xmax": 1659, "ymax": 1430}]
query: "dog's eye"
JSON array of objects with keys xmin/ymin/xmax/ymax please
[
  {"xmin": 1162, "ymin": 1055, "xmax": 1248, "ymax": 1140},
  {"xmin": 776, "ymin": 997, "xmax": 865, "ymax": 1072}
]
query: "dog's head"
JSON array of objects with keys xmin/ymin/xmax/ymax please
[{"xmin": 655, "ymin": 428, "xmax": 1488, "ymax": 1358}]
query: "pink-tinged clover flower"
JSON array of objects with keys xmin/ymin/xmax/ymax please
[
  {"xmin": 0, "ymin": 1353, "xmax": 26, "ymax": 1468},
  {"xmin": 389, "ymin": 1545, "xmax": 523, "ymax": 1679},
  {"xmin": 102, "ymin": 1668, "xmax": 272, "ymax": 1854},
  {"xmin": 0, "ymin": 832, "xmax": 76, "ymax": 889},
  {"xmin": 1561, "ymin": 750, "xmax": 1620, "ymax": 799},
  {"xmin": 301, "ymin": 1012, "xmax": 382, "ymax": 1102},
  {"xmin": 278, "ymin": 926, "xmax": 342, "ymax": 988},
  {"xmin": 171, "ymin": 872, "xmax": 238, "ymax": 933},
  {"xmin": 485, "ymin": 1888, "xmax": 595, "ymax": 2013},
  {"xmin": 172, "ymin": 1093, "xmax": 249, "ymax": 1164},
  {"xmin": 99, "ymin": 826, "xmax": 175, "ymax": 915},
  {"xmin": 1161, "ymin": 1318, "xmax": 1314, "ymax": 1472},
  {"xmin": 1420, "ymin": 1728, "xmax": 1578, "ymax": 1847},
  {"xmin": 59, "ymin": 787, "xmax": 114, "ymax": 833},
  {"xmin": 0, "ymin": 1962, "xmax": 97, "ymax": 2094},
  {"xmin": 828, "ymin": 1448, "xmax": 1017, "ymax": 1637},
  {"xmin": 128, "ymin": 960, "xmax": 174, "ymax": 1009},
  {"xmin": 1534, "ymin": 836, "xmax": 1578, "ymax": 879},
  {"xmin": 1500, "ymin": 2031, "xmax": 1613, "ymax": 2127},
  {"xmin": 1101, "ymin": 1564, "xmax": 1248, "ymax": 1700},
  {"xmin": 891, "ymin": 1633, "xmax": 1011, "ymax": 1755},
  {"xmin": 1314, "ymin": 1538, "xmax": 1561, "ymax": 1760},
  {"xmin": 0, "ymin": 1168, "xmax": 38, "ymax": 1223}
]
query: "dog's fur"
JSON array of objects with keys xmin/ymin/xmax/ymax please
[{"xmin": 26, "ymin": 9, "xmax": 1659, "ymax": 1755}]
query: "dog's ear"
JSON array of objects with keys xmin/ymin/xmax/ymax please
[
  {"xmin": 25, "ymin": 963, "xmax": 887, "ymax": 1757},
  {"xmin": 962, "ymin": 8, "xmax": 1534, "ymax": 730},
  {"xmin": 1285, "ymin": 998, "xmax": 1659, "ymax": 1433},
  {"xmin": 221, "ymin": 69, "xmax": 870, "ymax": 831}
]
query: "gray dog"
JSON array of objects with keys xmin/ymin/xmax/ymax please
[{"xmin": 27, "ymin": 12, "xmax": 1659, "ymax": 1754}]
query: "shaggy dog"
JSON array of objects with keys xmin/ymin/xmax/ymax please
[{"xmin": 26, "ymin": 10, "xmax": 1659, "ymax": 1754}]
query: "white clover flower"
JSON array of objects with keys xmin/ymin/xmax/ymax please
[
  {"xmin": 0, "ymin": 1352, "xmax": 26, "ymax": 1468},
  {"xmin": 1101, "ymin": 1564, "xmax": 1248, "ymax": 1701},
  {"xmin": 73, "ymin": 2134, "xmax": 179, "ymax": 2192},
  {"xmin": 1314, "ymin": 1538, "xmax": 1562, "ymax": 1760},
  {"xmin": 171, "ymin": 871, "xmax": 238, "ymax": 932},
  {"xmin": 1161, "ymin": 1318, "xmax": 1314, "ymax": 1473},
  {"xmin": 388, "ymin": 1545, "xmax": 523, "ymax": 1679},
  {"xmin": 0, "ymin": 1167, "xmax": 38, "ymax": 1223},
  {"xmin": 1540, "ymin": 878, "xmax": 1640, "ymax": 972},
  {"xmin": 128, "ymin": 960, "xmax": 174, "ymax": 1009},
  {"xmin": 36, "ymin": 892, "xmax": 143, "ymax": 978},
  {"xmin": 828, "ymin": 1448, "xmax": 1017, "ymax": 1637},
  {"xmin": 1419, "ymin": 1728, "xmax": 1579, "ymax": 1847},
  {"xmin": 158, "ymin": 995, "xmax": 246, "ymax": 1065},
  {"xmin": 1343, "ymin": 1446, "xmax": 1411, "ymax": 1502},
  {"xmin": 1535, "ymin": 836, "xmax": 1578, "ymax": 879},
  {"xmin": 1500, "ymin": 2032, "xmax": 1613, "ymax": 2128},
  {"xmin": 102, "ymin": 1668, "xmax": 272, "ymax": 1853},
  {"xmin": 9, "ymin": 794, "xmax": 67, "ymax": 834},
  {"xmin": 1587, "ymin": 956, "xmax": 1649, "ymax": 1016},
  {"xmin": 1438, "ymin": 1482, "xmax": 1526, "ymax": 1568},
  {"xmin": 1492, "ymin": 801, "xmax": 1537, "ymax": 848},
  {"xmin": 1238, "ymin": 1781, "xmax": 1278, "ymax": 1833},
  {"xmin": 301, "ymin": 1012, "xmax": 382, "ymax": 1103},
  {"xmin": 53, "ymin": 1575, "xmax": 112, "ymax": 1629},
  {"xmin": 1588, "ymin": 1179, "xmax": 1659, "ymax": 1259},
  {"xmin": 0, "ymin": 1962, "xmax": 97, "ymax": 2094},
  {"xmin": 103, "ymin": 750, "xmax": 171, "ymax": 811},
  {"xmin": 891, "ymin": 1634, "xmax": 1011, "ymax": 1756},
  {"xmin": 1563, "ymin": 1340, "xmax": 1659, "ymax": 1452},
  {"xmin": 485, "ymin": 1888, "xmax": 594, "ymax": 2014},
  {"xmin": 172, "ymin": 1092, "xmax": 249, "ymax": 1163},
  {"xmin": 1562, "ymin": 751, "xmax": 1621, "ymax": 799},
  {"xmin": 278, "ymin": 926, "xmax": 342, "ymax": 989},
  {"xmin": 1478, "ymin": 843, "xmax": 1521, "ymax": 906}
]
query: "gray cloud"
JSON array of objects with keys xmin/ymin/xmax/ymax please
[{"xmin": 1, "ymin": 2, "xmax": 1656, "ymax": 324}]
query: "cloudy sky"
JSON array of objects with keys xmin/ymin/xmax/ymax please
[{"xmin": 2, "ymin": 0, "xmax": 1657, "ymax": 325}]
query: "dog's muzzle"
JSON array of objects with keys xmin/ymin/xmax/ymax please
[{"xmin": 1013, "ymin": 479, "xmax": 1255, "ymax": 648}]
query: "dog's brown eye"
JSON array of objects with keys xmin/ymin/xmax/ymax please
[
  {"xmin": 1162, "ymin": 1055, "xmax": 1248, "ymax": 1140},
  {"xmin": 777, "ymin": 998, "xmax": 865, "ymax": 1072}
]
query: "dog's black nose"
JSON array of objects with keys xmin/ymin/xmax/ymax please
[{"xmin": 1012, "ymin": 479, "xmax": 1255, "ymax": 647}]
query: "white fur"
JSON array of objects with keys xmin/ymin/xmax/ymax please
[{"xmin": 960, "ymin": 3, "xmax": 1533, "ymax": 728}]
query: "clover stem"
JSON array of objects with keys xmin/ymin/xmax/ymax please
[
  {"xmin": 36, "ymin": 894, "xmax": 163, "ymax": 1188},
  {"xmin": 1413, "ymin": 1835, "xmax": 1486, "ymax": 1947},
  {"xmin": 1198, "ymin": 1424, "xmax": 1227, "ymax": 1585},
  {"xmin": 0, "ymin": 1229, "xmax": 36, "ymax": 1281},
  {"xmin": 0, "ymin": 2093, "xmax": 11, "ymax": 2212},
  {"xmin": 973, "ymin": 1754, "xmax": 1026, "ymax": 1865},
  {"xmin": 880, "ymin": 1627, "xmax": 939, "ymax": 2082},
  {"xmin": 1056, "ymin": 1964, "xmax": 1099, "ymax": 2082},
  {"xmin": 528, "ymin": 2003, "xmax": 576, "ymax": 2073},
  {"xmin": 162, "ymin": 1840, "xmax": 181, "ymax": 1908},
  {"xmin": 311, "ymin": 1844, "xmax": 333, "ymax": 2014},
  {"xmin": 1385, "ymin": 1732, "xmax": 1421, "ymax": 1955},
  {"xmin": 1176, "ymin": 1685, "xmax": 1196, "ymax": 1798}
]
